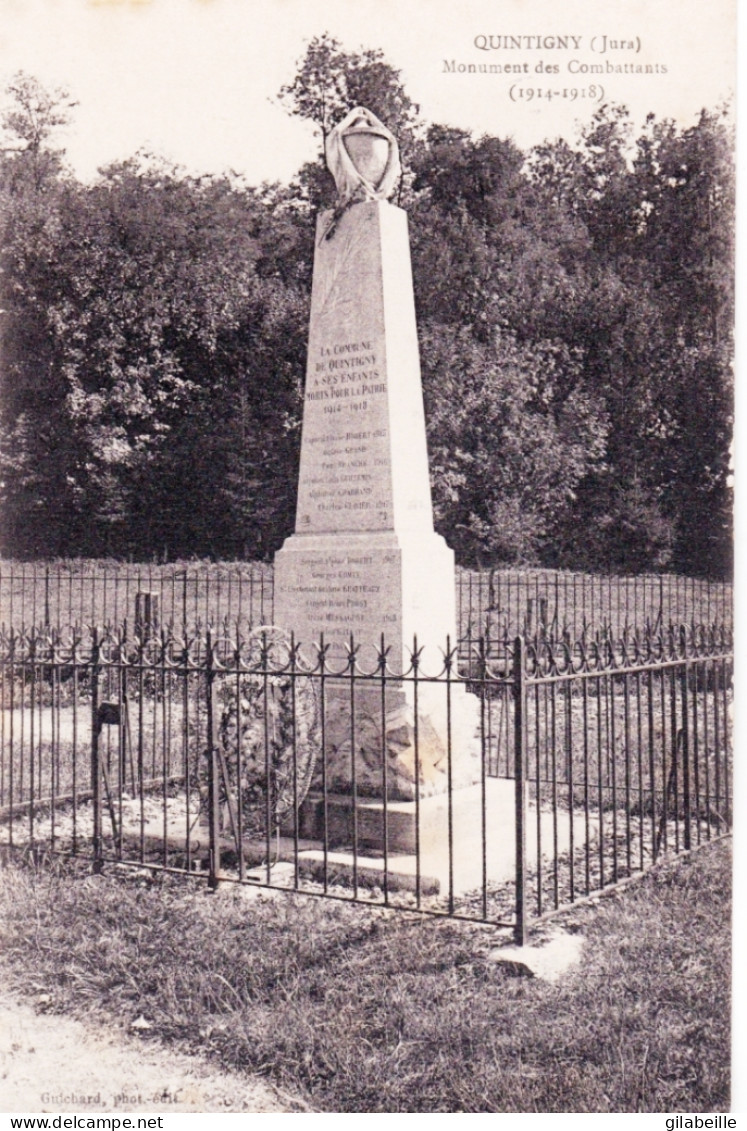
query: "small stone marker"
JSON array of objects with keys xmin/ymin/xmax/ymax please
[
  {"xmin": 488, "ymin": 930, "xmax": 586, "ymax": 984},
  {"xmin": 134, "ymin": 591, "xmax": 159, "ymax": 641}
]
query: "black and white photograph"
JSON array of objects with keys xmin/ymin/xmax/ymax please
[{"xmin": 0, "ymin": 0, "xmax": 737, "ymax": 1119}]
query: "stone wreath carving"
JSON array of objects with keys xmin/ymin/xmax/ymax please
[
  {"xmin": 325, "ymin": 106, "xmax": 401, "ymax": 204},
  {"xmin": 190, "ymin": 628, "xmax": 320, "ymax": 842},
  {"xmin": 322, "ymin": 107, "xmax": 402, "ymax": 239}
]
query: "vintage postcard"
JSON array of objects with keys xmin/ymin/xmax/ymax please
[{"xmin": 0, "ymin": 0, "xmax": 737, "ymax": 1121}]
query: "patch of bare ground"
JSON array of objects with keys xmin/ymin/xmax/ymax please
[
  {"xmin": 0, "ymin": 985, "xmax": 309, "ymax": 1113},
  {"xmin": 0, "ymin": 990, "xmax": 305, "ymax": 1112}
]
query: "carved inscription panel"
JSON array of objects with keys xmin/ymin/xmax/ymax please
[
  {"xmin": 275, "ymin": 543, "xmax": 402, "ymax": 667},
  {"xmin": 296, "ymin": 336, "xmax": 393, "ymax": 533}
]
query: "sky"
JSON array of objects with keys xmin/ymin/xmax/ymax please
[{"xmin": 0, "ymin": 0, "xmax": 736, "ymax": 185}]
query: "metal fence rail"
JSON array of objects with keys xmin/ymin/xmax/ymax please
[
  {"xmin": 0, "ymin": 560, "xmax": 274, "ymax": 637},
  {"xmin": 0, "ymin": 561, "xmax": 732, "ymax": 649},
  {"xmin": 456, "ymin": 568, "xmax": 733, "ymax": 650},
  {"xmin": 513, "ymin": 628, "xmax": 733, "ymax": 940},
  {"xmin": 0, "ymin": 624, "xmax": 732, "ymax": 941}
]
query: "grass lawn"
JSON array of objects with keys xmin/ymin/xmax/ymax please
[{"xmin": 0, "ymin": 839, "xmax": 731, "ymax": 1113}]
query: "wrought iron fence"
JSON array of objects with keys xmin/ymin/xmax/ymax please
[
  {"xmin": 456, "ymin": 567, "xmax": 733, "ymax": 655},
  {"xmin": 0, "ymin": 622, "xmax": 732, "ymax": 941},
  {"xmin": 512, "ymin": 626, "xmax": 733, "ymax": 939},
  {"xmin": 0, "ymin": 560, "xmax": 274, "ymax": 638},
  {"xmin": 0, "ymin": 561, "xmax": 732, "ymax": 652}
]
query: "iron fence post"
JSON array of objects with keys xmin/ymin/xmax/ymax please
[
  {"xmin": 91, "ymin": 628, "xmax": 103, "ymax": 874},
  {"xmin": 680, "ymin": 627, "xmax": 691, "ymax": 851},
  {"xmin": 44, "ymin": 565, "xmax": 50, "ymax": 630},
  {"xmin": 206, "ymin": 628, "xmax": 221, "ymax": 889},
  {"xmin": 513, "ymin": 635, "xmax": 527, "ymax": 945}
]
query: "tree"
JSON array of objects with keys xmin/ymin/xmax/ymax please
[
  {"xmin": 52, "ymin": 157, "xmax": 307, "ymax": 560},
  {"xmin": 1, "ymin": 71, "xmax": 77, "ymax": 189},
  {"xmin": 0, "ymin": 84, "xmax": 308, "ymax": 559},
  {"xmin": 522, "ymin": 106, "xmax": 734, "ymax": 575},
  {"xmin": 0, "ymin": 63, "xmax": 733, "ymax": 576},
  {"xmin": 420, "ymin": 322, "xmax": 607, "ymax": 566},
  {"xmin": 0, "ymin": 74, "xmax": 78, "ymax": 554},
  {"xmin": 278, "ymin": 32, "xmax": 420, "ymax": 148}
]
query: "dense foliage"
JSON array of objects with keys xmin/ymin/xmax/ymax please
[{"xmin": 0, "ymin": 44, "xmax": 734, "ymax": 575}]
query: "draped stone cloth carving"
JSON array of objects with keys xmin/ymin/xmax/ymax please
[{"xmin": 325, "ymin": 106, "xmax": 401, "ymax": 205}]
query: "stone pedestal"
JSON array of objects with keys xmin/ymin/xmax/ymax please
[
  {"xmin": 274, "ymin": 199, "xmax": 478, "ymax": 807},
  {"xmin": 275, "ymin": 529, "xmax": 455, "ymax": 674}
]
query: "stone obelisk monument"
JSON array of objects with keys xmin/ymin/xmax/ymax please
[{"xmin": 274, "ymin": 108, "xmax": 476, "ymax": 812}]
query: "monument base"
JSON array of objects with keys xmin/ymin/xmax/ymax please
[
  {"xmin": 273, "ymin": 528, "xmax": 458, "ymax": 674},
  {"xmin": 274, "ymin": 528, "xmax": 480, "ymax": 807},
  {"xmin": 291, "ymin": 784, "xmax": 484, "ymax": 855},
  {"xmin": 307, "ymin": 681, "xmax": 480, "ymax": 801}
]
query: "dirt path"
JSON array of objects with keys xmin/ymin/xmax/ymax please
[{"xmin": 0, "ymin": 987, "xmax": 309, "ymax": 1114}]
